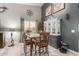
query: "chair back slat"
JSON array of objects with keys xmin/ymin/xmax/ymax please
[{"xmin": 40, "ymin": 32, "xmax": 49, "ymax": 43}]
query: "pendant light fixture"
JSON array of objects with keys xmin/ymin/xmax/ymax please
[{"xmin": 0, "ymin": 6, "xmax": 7, "ymax": 13}]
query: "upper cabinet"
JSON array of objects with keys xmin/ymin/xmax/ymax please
[{"xmin": 44, "ymin": 16, "xmax": 60, "ymax": 36}]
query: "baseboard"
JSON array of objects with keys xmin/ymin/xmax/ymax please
[{"xmin": 68, "ymin": 49, "xmax": 79, "ymax": 55}]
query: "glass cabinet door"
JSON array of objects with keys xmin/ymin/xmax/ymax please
[{"xmin": 44, "ymin": 16, "xmax": 60, "ymax": 35}]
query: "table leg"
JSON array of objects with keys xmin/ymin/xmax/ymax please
[
  {"xmin": 35, "ymin": 44, "xmax": 37, "ymax": 55},
  {"xmin": 30, "ymin": 38, "xmax": 33, "ymax": 56}
]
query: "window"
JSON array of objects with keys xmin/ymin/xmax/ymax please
[{"xmin": 24, "ymin": 21, "xmax": 37, "ymax": 32}]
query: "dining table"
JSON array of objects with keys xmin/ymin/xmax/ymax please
[{"xmin": 25, "ymin": 33, "xmax": 40, "ymax": 56}]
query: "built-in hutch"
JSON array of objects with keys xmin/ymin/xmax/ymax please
[
  {"xmin": 42, "ymin": 3, "xmax": 61, "ymax": 48},
  {"xmin": 43, "ymin": 16, "xmax": 61, "ymax": 48}
]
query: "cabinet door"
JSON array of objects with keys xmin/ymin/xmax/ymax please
[
  {"xmin": 0, "ymin": 33, "xmax": 3, "ymax": 48},
  {"xmin": 48, "ymin": 36, "xmax": 52, "ymax": 46},
  {"xmin": 48, "ymin": 35, "xmax": 57, "ymax": 48},
  {"xmin": 51, "ymin": 36, "xmax": 57, "ymax": 48},
  {"xmin": 57, "ymin": 36, "xmax": 61, "ymax": 48}
]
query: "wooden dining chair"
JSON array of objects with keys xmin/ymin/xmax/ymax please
[
  {"xmin": 37, "ymin": 32, "xmax": 49, "ymax": 56},
  {"xmin": 23, "ymin": 34, "xmax": 36, "ymax": 56}
]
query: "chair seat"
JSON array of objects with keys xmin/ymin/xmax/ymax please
[
  {"xmin": 25, "ymin": 39, "xmax": 36, "ymax": 45},
  {"xmin": 25, "ymin": 40, "xmax": 31, "ymax": 45},
  {"xmin": 37, "ymin": 40, "xmax": 48, "ymax": 48}
]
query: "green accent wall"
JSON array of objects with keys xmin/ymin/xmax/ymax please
[{"xmin": 42, "ymin": 3, "xmax": 79, "ymax": 52}]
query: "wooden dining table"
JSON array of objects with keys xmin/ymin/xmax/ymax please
[{"xmin": 25, "ymin": 33, "xmax": 40, "ymax": 56}]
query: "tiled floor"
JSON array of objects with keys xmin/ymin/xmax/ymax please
[
  {"xmin": 0, "ymin": 43, "xmax": 78, "ymax": 56},
  {"xmin": 0, "ymin": 43, "xmax": 25, "ymax": 56}
]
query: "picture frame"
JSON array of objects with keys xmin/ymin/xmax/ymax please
[
  {"xmin": 45, "ymin": 3, "xmax": 65, "ymax": 16},
  {"xmin": 53, "ymin": 3, "xmax": 65, "ymax": 14},
  {"xmin": 45, "ymin": 4, "xmax": 52, "ymax": 16}
]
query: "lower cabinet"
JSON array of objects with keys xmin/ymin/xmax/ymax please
[{"xmin": 48, "ymin": 35, "xmax": 61, "ymax": 49}]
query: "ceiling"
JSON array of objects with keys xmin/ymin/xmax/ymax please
[{"xmin": 23, "ymin": 3, "xmax": 44, "ymax": 7}]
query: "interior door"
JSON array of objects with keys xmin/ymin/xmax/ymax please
[{"xmin": 0, "ymin": 33, "xmax": 3, "ymax": 48}]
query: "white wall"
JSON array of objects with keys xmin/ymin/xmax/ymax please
[
  {"xmin": 0, "ymin": 3, "xmax": 41, "ymax": 45},
  {"xmin": 0, "ymin": 3, "xmax": 41, "ymax": 28},
  {"xmin": 4, "ymin": 31, "xmax": 20, "ymax": 46}
]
